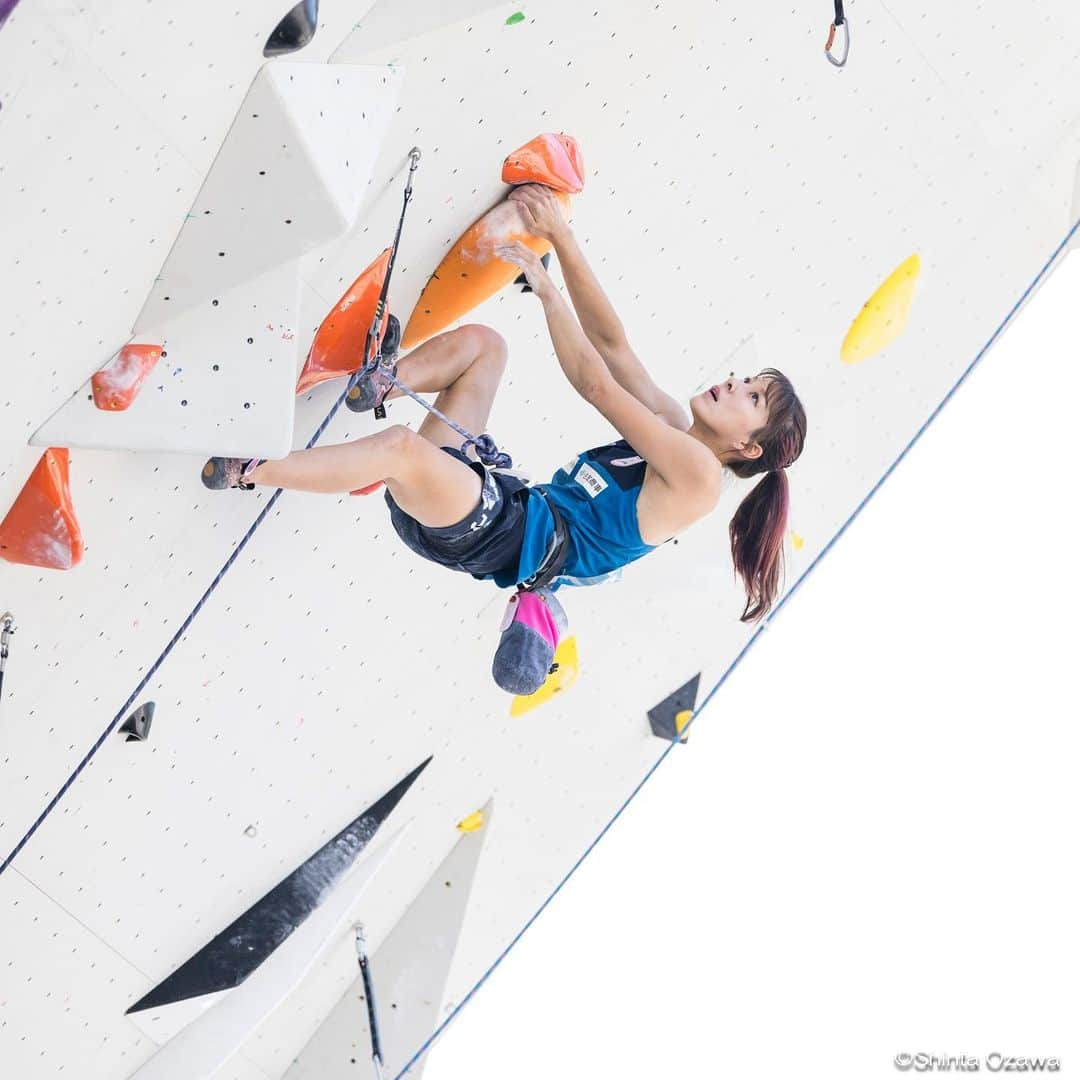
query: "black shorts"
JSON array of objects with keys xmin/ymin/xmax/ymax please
[{"xmin": 384, "ymin": 445, "xmax": 529, "ymax": 580}]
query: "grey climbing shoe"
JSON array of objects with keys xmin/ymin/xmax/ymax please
[
  {"xmin": 201, "ymin": 456, "xmax": 265, "ymax": 491},
  {"xmin": 346, "ymin": 313, "xmax": 402, "ymax": 413}
]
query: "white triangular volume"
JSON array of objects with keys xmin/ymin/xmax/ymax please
[
  {"xmin": 129, "ymin": 827, "xmax": 409, "ymax": 1080},
  {"xmin": 285, "ymin": 801, "xmax": 495, "ymax": 1080},
  {"xmin": 30, "ymin": 63, "xmax": 403, "ymax": 458}
]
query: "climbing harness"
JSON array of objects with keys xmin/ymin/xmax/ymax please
[
  {"xmin": 825, "ymin": 0, "xmax": 850, "ymax": 67},
  {"xmin": 0, "ymin": 612, "xmax": 14, "ymax": 706},
  {"xmin": 517, "ymin": 487, "xmax": 571, "ymax": 593},
  {"xmin": 354, "ymin": 925, "xmax": 385, "ymax": 1080},
  {"xmin": 346, "ymin": 150, "xmax": 514, "ymax": 470}
]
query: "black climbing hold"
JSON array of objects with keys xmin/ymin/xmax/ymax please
[
  {"xmin": 647, "ymin": 673, "xmax": 700, "ymax": 744},
  {"xmin": 514, "ymin": 251, "xmax": 551, "ymax": 293},
  {"xmin": 263, "ymin": 0, "xmax": 319, "ymax": 58},
  {"xmin": 120, "ymin": 702, "xmax": 155, "ymax": 743},
  {"xmin": 126, "ymin": 756, "xmax": 432, "ymax": 1014}
]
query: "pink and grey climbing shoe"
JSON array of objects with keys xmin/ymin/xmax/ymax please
[
  {"xmin": 200, "ymin": 456, "xmax": 265, "ymax": 491},
  {"xmin": 491, "ymin": 587, "xmax": 568, "ymax": 696}
]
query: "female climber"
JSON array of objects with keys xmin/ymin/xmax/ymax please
[{"xmin": 202, "ymin": 184, "xmax": 807, "ymax": 632}]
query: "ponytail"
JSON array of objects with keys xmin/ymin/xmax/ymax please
[
  {"xmin": 722, "ymin": 367, "xmax": 806, "ymax": 623},
  {"xmin": 728, "ymin": 468, "xmax": 790, "ymax": 624}
]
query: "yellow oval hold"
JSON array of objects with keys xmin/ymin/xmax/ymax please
[
  {"xmin": 456, "ymin": 810, "xmax": 486, "ymax": 833},
  {"xmin": 841, "ymin": 254, "xmax": 921, "ymax": 364},
  {"xmin": 510, "ymin": 636, "xmax": 580, "ymax": 717},
  {"xmin": 791, "ymin": 529, "xmax": 805, "ymax": 551}
]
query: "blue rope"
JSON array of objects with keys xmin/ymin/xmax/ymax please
[{"xmin": 390, "ymin": 217, "xmax": 1080, "ymax": 1077}]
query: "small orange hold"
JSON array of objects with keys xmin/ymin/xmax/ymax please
[
  {"xmin": 349, "ymin": 481, "xmax": 384, "ymax": 496},
  {"xmin": 501, "ymin": 132, "xmax": 585, "ymax": 194},
  {"xmin": 91, "ymin": 343, "xmax": 162, "ymax": 411},
  {"xmin": 296, "ymin": 248, "xmax": 392, "ymax": 395},
  {"xmin": 0, "ymin": 448, "xmax": 84, "ymax": 570}
]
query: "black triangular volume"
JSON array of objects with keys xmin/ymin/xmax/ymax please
[
  {"xmin": 647, "ymin": 674, "xmax": 701, "ymax": 741},
  {"xmin": 127, "ymin": 757, "xmax": 431, "ymax": 1014},
  {"xmin": 120, "ymin": 702, "xmax": 155, "ymax": 742},
  {"xmin": 263, "ymin": 0, "xmax": 319, "ymax": 58}
]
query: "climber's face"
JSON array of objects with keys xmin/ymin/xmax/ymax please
[{"xmin": 691, "ymin": 375, "xmax": 770, "ymax": 454}]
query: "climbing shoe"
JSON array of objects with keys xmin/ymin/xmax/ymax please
[
  {"xmin": 201, "ymin": 456, "xmax": 265, "ymax": 491},
  {"xmin": 346, "ymin": 313, "xmax": 402, "ymax": 413}
]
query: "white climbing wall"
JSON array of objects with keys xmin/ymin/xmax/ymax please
[{"xmin": 2, "ymin": 1, "xmax": 1080, "ymax": 1078}]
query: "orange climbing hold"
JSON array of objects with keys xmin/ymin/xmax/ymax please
[
  {"xmin": 349, "ymin": 481, "xmax": 384, "ymax": 496},
  {"xmin": 0, "ymin": 448, "xmax": 84, "ymax": 570},
  {"xmin": 91, "ymin": 343, "xmax": 163, "ymax": 411},
  {"xmin": 401, "ymin": 133, "xmax": 585, "ymax": 350},
  {"xmin": 296, "ymin": 248, "xmax": 392, "ymax": 395},
  {"xmin": 501, "ymin": 132, "xmax": 585, "ymax": 194}
]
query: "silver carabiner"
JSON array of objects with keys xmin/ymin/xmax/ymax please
[
  {"xmin": 825, "ymin": 15, "xmax": 850, "ymax": 68},
  {"xmin": 0, "ymin": 612, "xmax": 15, "ymax": 702}
]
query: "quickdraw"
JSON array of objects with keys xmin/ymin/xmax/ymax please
[
  {"xmin": 354, "ymin": 924, "xmax": 385, "ymax": 1080},
  {"xmin": 0, "ymin": 612, "xmax": 14, "ymax": 706}
]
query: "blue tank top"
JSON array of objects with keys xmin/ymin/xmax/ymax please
[{"xmin": 487, "ymin": 438, "xmax": 659, "ymax": 590}]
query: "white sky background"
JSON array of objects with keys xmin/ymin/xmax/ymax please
[{"xmin": 422, "ymin": 252, "xmax": 1080, "ymax": 1078}]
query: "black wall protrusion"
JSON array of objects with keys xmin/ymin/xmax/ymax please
[
  {"xmin": 120, "ymin": 702, "xmax": 155, "ymax": 742},
  {"xmin": 263, "ymin": 0, "xmax": 319, "ymax": 58},
  {"xmin": 126, "ymin": 756, "xmax": 432, "ymax": 1014},
  {"xmin": 647, "ymin": 674, "xmax": 701, "ymax": 743}
]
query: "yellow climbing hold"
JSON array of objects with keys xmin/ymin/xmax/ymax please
[
  {"xmin": 841, "ymin": 254, "xmax": 921, "ymax": 364},
  {"xmin": 791, "ymin": 529, "xmax": 805, "ymax": 551},
  {"xmin": 674, "ymin": 709, "xmax": 693, "ymax": 741},
  {"xmin": 456, "ymin": 810, "xmax": 486, "ymax": 833},
  {"xmin": 510, "ymin": 636, "xmax": 580, "ymax": 717}
]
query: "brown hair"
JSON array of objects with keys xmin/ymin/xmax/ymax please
[{"xmin": 725, "ymin": 368, "xmax": 807, "ymax": 623}]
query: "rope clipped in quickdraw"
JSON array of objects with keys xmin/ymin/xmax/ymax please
[
  {"xmin": 304, "ymin": 149, "xmax": 422, "ymax": 454},
  {"xmin": 354, "ymin": 925, "xmax": 385, "ymax": 1080},
  {"xmin": 366, "ymin": 147, "xmax": 421, "ymax": 422},
  {"xmin": 0, "ymin": 613, "xmax": 15, "ymax": 707},
  {"xmin": 350, "ymin": 151, "xmax": 513, "ymax": 470},
  {"xmin": 825, "ymin": 0, "xmax": 850, "ymax": 67}
]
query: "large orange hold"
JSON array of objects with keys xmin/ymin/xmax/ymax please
[
  {"xmin": 0, "ymin": 448, "xmax": 84, "ymax": 570},
  {"xmin": 402, "ymin": 133, "xmax": 586, "ymax": 350},
  {"xmin": 501, "ymin": 132, "xmax": 585, "ymax": 194},
  {"xmin": 296, "ymin": 248, "xmax": 392, "ymax": 395}
]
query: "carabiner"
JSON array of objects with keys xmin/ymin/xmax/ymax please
[{"xmin": 825, "ymin": 1, "xmax": 850, "ymax": 68}]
